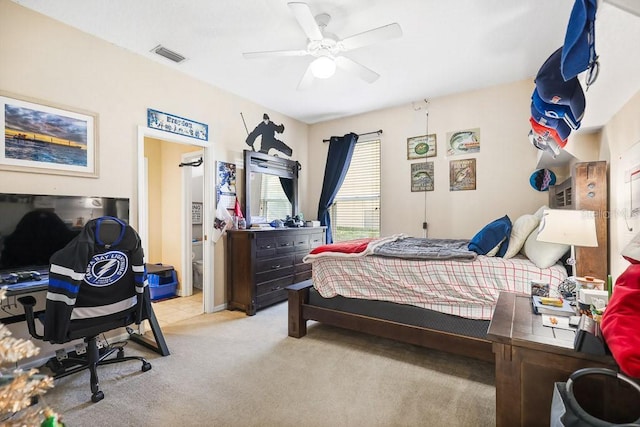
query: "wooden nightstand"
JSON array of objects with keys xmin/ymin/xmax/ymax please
[{"xmin": 487, "ymin": 292, "xmax": 637, "ymax": 426}]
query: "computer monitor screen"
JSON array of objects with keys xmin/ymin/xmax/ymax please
[{"xmin": 0, "ymin": 193, "xmax": 130, "ymax": 274}]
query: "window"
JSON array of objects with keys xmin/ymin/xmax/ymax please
[
  {"xmin": 259, "ymin": 174, "xmax": 290, "ymax": 221},
  {"xmin": 330, "ymin": 139, "xmax": 380, "ymax": 242}
]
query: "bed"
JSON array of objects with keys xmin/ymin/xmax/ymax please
[
  {"xmin": 288, "ymin": 162, "xmax": 607, "ymax": 361},
  {"xmin": 287, "ymin": 190, "xmax": 602, "ymax": 362}
]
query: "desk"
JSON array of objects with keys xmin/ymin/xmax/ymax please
[
  {"xmin": 487, "ymin": 292, "xmax": 637, "ymax": 426},
  {"xmin": 1, "ymin": 273, "xmax": 170, "ymax": 357}
]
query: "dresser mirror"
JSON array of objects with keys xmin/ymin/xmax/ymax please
[{"xmin": 243, "ymin": 150, "xmax": 299, "ymax": 227}]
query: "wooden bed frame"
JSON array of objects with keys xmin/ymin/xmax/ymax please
[
  {"xmin": 287, "ymin": 161, "xmax": 607, "ymax": 363},
  {"xmin": 287, "ymin": 281, "xmax": 494, "ymax": 362}
]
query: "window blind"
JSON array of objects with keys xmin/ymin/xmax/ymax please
[{"xmin": 331, "ymin": 139, "xmax": 381, "ymax": 241}]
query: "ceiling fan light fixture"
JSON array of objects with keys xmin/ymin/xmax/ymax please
[{"xmin": 310, "ymin": 56, "xmax": 336, "ymax": 79}]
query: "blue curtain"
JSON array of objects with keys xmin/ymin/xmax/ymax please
[
  {"xmin": 317, "ymin": 133, "xmax": 358, "ymax": 243},
  {"xmin": 279, "ymin": 177, "xmax": 293, "ymax": 204}
]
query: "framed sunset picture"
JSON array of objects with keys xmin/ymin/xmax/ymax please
[{"xmin": 1, "ymin": 92, "xmax": 98, "ymax": 177}]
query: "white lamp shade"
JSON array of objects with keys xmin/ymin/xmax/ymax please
[
  {"xmin": 536, "ymin": 209, "xmax": 598, "ymax": 247},
  {"xmin": 310, "ymin": 56, "xmax": 336, "ymax": 79}
]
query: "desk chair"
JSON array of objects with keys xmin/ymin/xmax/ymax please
[{"xmin": 19, "ymin": 216, "xmax": 153, "ymax": 403}]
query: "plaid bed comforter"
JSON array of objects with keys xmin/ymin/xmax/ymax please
[{"xmin": 309, "ymin": 254, "xmax": 568, "ymax": 320}]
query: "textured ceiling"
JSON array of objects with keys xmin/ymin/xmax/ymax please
[{"xmin": 10, "ymin": 0, "xmax": 640, "ymax": 129}]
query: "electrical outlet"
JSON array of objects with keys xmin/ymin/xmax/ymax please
[{"xmin": 422, "ymin": 222, "xmax": 428, "ymax": 230}]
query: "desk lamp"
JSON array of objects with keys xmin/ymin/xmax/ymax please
[{"xmin": 536, "ymin": 209, "xmax": 598, "ymax": 278}]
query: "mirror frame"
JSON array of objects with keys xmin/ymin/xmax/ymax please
[{"xmin": 243, "ymin": 149, "xmax": 299, "ymax": 228}]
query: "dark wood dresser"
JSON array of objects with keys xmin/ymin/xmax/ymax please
[{"xmin": 226, "ymin": 227, "xmax": 326, "ymax": 315}]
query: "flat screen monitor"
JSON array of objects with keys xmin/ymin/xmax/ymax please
[{"xmin": 0, "ymin": 193, "xmax": 130, "ymax": 275}]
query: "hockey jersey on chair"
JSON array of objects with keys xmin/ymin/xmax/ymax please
[{"xmin": 44, "ymin": 216, "xmax": 150, "ymax": 344}]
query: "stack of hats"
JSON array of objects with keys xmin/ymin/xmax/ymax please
[{"xmin": 529, "ymin": 0, "xmax": 598, "ymax": 157}]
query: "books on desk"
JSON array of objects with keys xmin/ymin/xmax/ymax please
[{"xmin": 531, "ymin": 295, "xmax": 576, "ymax": 316}]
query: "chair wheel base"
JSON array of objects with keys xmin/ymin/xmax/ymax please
[
  {"xmin": 142, "ymin": 362, "xmax": 152, "ymax": 372},
  {"xmin": 91, "ymin": 391, "xmax": 104, "ymax": 403}
]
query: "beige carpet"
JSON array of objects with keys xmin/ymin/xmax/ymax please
[{"xmin": 42, "ymin": 302, "xmax": 496, "ymax": 426}]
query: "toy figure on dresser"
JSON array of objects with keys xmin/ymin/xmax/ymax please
[{"xmin": 284, "ymin": 215, "xmax": 304, "ymax": 227}]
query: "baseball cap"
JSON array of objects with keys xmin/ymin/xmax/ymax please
[
  {"xmin": 535, "ymin": 48, "xmax": 586, "ymax": 122},
  {"xmin": 529, "ymin": 117, "xmax": 569, "ymax": 158},
  {"xmin": 529, "ymin": 129, "xmax": 561, "ymax": 158},
  {"xmin": 531, "ymin": 88, "xmax": 581, "ymax": 130},
  {"xmin": 561, "ymin": 0, "xmax": 598, "ymax": 82},
  {"xmin": 530, "ymin": 102, "xmax": 572, "ymax": 141}
]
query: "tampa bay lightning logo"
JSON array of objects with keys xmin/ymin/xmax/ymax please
[{"xmin": 84, "ymin": 251, "xmax": 128, "ymax": 287}]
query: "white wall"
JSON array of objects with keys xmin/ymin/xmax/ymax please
[
  {"xmin": 308, "ymin": 79, "xmax": 551, "ymax": 239},
  {"xmin": 601, "ymin": 90, "xmax": 640, "ymax": 280},
  {"xmin": 0, "ymin": 0, "xmax": 308, "ymax": 306}
]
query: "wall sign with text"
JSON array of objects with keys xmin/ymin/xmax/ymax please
[{"xmin": 147, "ymin": 108, "xmax": 208, "ymax": 141}]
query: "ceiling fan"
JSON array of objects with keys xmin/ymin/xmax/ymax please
[{"xmin": 242, "ymin": 2, "xmax": 402, "ymax": 90}]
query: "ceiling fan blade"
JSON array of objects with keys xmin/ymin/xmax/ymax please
[
  {"xmin": 288, "ymin": 2, "xmax": 323, "ymax": 41},
  {"xmin": 340, "ymin": 23, "xmax": 402, "ymax": 51},
  {"xmin": 297, "ymin": 63, "xmax": 315, "ymax": 90},
  {"xmin": 335, "ymin": 56, "xmax": 379, "ymax": 83},
  {"xmin": 243, "ymin": 49, "xmax": 309, "ymax": 59}
]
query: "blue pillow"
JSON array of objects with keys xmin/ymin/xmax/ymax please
[{"xmin": 468, "ymin": 215, "xmax": 512, "ymax": 257}]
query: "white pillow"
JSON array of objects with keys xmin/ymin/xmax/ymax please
[
  {"xmin": 503, "ymin": 214, "xmax": 540, "ymax": 259},
  {"xmin": 521, "ymin": 229, "xmax": 570, "ymax": 268},
  {"xmin": 533, "ymin": 205, "xmax": 549, "ymax": 220},
  {"xmin": 485, "ymin": 237, "xmax": 506, "ymax": 257}
]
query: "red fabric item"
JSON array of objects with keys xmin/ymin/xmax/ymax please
[
  {"xmin": 309, "ymin": 238, "xmax": 375, "ymax": 255},
  {"xmin": 601, "ymin": 263, "xmax": 640, "ymax": 378},
  {"xmin": 234, "ymin": 198, "xmax": 244, "ymax": 219}
]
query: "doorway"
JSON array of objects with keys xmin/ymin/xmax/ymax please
[{"xmin": 136, "ymin": 126, "xmax": 215, "ymax": 316}]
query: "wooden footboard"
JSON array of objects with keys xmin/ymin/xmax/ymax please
[{"xmin": 287, "ymin": 282, "xmax": 494, "ymax": 363}]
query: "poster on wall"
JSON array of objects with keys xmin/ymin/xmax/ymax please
[
  {"xmin": 621, "ymin": 141, "xmax": 640, "ymax": 222},
  {"xmin": 216, "ymin": 161, "xmax": 237, "ymax": 209},
  {"xmin": 407, "ymin": 134, "xmax": 437, "ymax": 159},
  {"xmin": 192, "ymin": 202, "xmax": 203, "ymax": 224},
  {"xmin": 411, "ymin": 162, "xmax": 434, "ymax": 192},
  {"xmin": 446, "ymin": 128, "xmax": 480, "ymax": 156},
  {"xmin": 449, "ymin": 158, "xmax": 476, "ymax": 191}
]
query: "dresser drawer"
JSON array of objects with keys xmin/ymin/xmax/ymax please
[
  {"xmin": 293, "ymin": 234, "xmax": 310, "ymax": 251},
  {"xmin": 256, "ymin": 275, "xmax": 293, "ymax": 296},
  {"xmin": 255, "ymin": 266, "xmax": 294, "ymax": 284},
  {"xmin": 255, "ymin": 254, "xmax": 294, "ymax": 274},
  {"xmin": 276, "ymin": 235, "xmax": 296, "ymax": 254},
  {"xmin": 256, "ymin": 287, "xmax": 289, "ymax": 310},
  {"xmin": 310, "ymin": 233, "xmax": 325, "ymax": 248},
  {"xmin": 294, "ymin": 251, "xmax": 308, "ymax": 266},
  {"xmin": 255, "ymin": 237, "xmax": 277, "ymax": 258}
]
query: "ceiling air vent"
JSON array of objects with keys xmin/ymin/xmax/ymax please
[{"xmin": 151, "ymin": 45, "xmax": 186, "ymax": 63}]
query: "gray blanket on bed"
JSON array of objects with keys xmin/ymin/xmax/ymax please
[{"xmin": 372, "ymin": 237, "xmax": 477, "ymax": 261}]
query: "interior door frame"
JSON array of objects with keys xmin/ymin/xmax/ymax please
[
  {"xmin": 180, "ymin": 150, "xmax": 204, "ymax": 297},
  {"xmin": 137, "ymin": 126, "xmax": 215, "ymax": 313}
]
